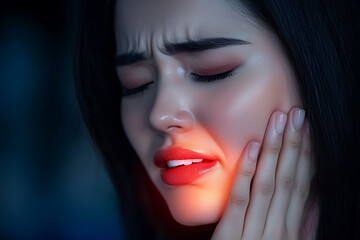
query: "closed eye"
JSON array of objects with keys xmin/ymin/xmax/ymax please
[
  {"xmin": 121, "ymin": 69, "xmax": 234, "ymax": 97},
  {"xmin": 191, "ymin": 70, "xmax": 234, "ymax": 82},
  {"xmin": 122, "ymin": 81, "xmax": 154, "ymax": 97}
]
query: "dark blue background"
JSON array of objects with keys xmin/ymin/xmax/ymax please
[{"xmin": 0, "ymin": 1, "xmax": 125, "ymax": 239}]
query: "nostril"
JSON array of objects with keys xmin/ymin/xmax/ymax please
[
  {"xmin": 150, "ymin": 110, "xmax": 195, "ymax": 133},
  {"xmin": 173, "ymin": 110, "xmax": 195, "ymax": 130}
]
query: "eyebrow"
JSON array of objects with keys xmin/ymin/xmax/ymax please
[{"xmin": 115, "ymin": 37, "xmax": 250, "ymax": 67}]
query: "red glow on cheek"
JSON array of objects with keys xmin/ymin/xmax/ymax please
[
  {"xmin": 162, "ymin": 164, "xmax": 235, "ymax": 226},
  {"xmin": 151, "ymin": 126, "xmax": 243, "ymax": 225}
]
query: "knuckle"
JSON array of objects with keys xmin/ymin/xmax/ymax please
[
  {"xmin": 278, "ymin": 177, "xmax": 294, "ymax": 192},
  {"xmin": 301, "ymin": 142, "xmax": 312, "ymax": 156},
  {"xmin": 288, "ymin": 139, "xmax": 301, "ymax": 148},
  {"xmin": 258, "ymin": 182, "xmax": 275, "ymax": 197},
  {"xmin": 230, "ymin": 194, "xmax": 249, "ymax": 208},
  {"xmin": 293, "ymin": 182, "xmax": 310, "ymax": 200},
  {"xmin": 241, "ymin": 165, "xmax": 256, "ymax": 177},
  {"xmin": 268, "ymin": 146, "xmax": 281, "ymax": 155}
]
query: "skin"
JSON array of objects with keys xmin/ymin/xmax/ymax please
[{"xmin": 115, "ymin": 0, "xmax": 313, "ymax": 238}]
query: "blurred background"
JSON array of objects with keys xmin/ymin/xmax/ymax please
[{"xmin": 0, "ymin": 1, "xmax": 125, "ymax": 239}]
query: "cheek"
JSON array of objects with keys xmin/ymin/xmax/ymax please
[
  {"xmin": 121, "ymin": 98, "xmax": 153, "ymax": 165},
  {"xmin": 121, "ymin": 102, "xmax": 141, "ymax": 154},
  {"xmin": 195, "ymin": 65, "xmax": 295, "ymax": 169}
]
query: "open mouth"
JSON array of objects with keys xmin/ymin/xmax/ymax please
[
  {"xmin": 166, "ymin": 159, "xmax": 210, "ymax": 168},
  {"xmin": 161, "ymin": 159, "xmax": 218, "ymax": 185},
  {"xmin": 154, "ymin": 146, "xmax": 219, "ymax": 185}
]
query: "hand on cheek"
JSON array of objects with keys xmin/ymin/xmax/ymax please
[{"xmin": 211, "ymin": 107, "xmax": 312, "ymax": 239}]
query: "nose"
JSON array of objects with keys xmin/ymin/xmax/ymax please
[{"xmin": 149, "ymin": 86, "xmax": 195, "ymax": 134}]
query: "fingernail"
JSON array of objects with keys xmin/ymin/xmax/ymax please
[
  {"xmin": 292, "ymin": 108, "xmax": 305, "ymax": 130},
  {"xmin": 275, "ymin": 112, "xmax": 287, "ymax": 134},
  {"xmin": 303, "ymin": 119, "xmax": 310, "ymax": 135},
  {"xmin": 247, "ymin": 142, "xmax": 260, "ymax": 162}
]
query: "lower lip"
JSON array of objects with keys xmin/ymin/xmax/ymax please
[{"xmin": 161, "ymin": 160, "xmax": 218, "ymax": 185}]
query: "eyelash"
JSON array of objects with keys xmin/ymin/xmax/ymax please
[
  {"xmin": 191, "ymin": 70, "xmax": 234, "ymax": 82},
  {"xmin": 121, "ymin": 70, "xmax": 234, "ymax": 97},
  {"xmin": 122, "ymin": 81, "xmax": 154, "ymax": 97}
]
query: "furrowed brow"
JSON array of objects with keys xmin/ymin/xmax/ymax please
[
  {"xmin": 115, "ymin": 38, "xmax": 250, "ymax": 66},
  {"xmin": 163, "ymin": 37, "xmax": 250, "ymax": 55}
]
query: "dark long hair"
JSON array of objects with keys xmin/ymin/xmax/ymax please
[{"xmin": 73, "ymin": 0, "xmax": 360, "ymax": 239}]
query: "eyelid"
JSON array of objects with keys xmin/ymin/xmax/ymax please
[
  {"xmin": 122, "ymin": 81, "xmax": 154, "ymax": 97},
  {"xmin": 191, "ymin": 70, "xmax": 234, "ymax": 82},
  {"xmin": 117, "ymin": 63, "xmax": 155, "ymax": 84},
  {"xmin": 192, "ymin": 64, "xmax": 235, "ymax": 75},
  {"xmin": 117, "ymin": 63, "xmax": 156, "ymax": 95}
]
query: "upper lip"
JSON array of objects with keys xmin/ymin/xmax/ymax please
[{"xmin": 153, "ymin": 146, "xmax": 217, "ymax": 168}]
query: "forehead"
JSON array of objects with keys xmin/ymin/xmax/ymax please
[{"xmin": 114, "ymin": 0, "xmax": 254, "ymax": 53}]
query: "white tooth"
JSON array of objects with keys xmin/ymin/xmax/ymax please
[
  {"xmin": 184, "ymin": 160, "xmax": 192, "ymax": 165},
  {"xmin": 192, "ymin": 159, "xmax": 203, "ymax": 163},
  {"xmin": 167, "ymin": 160, "xmax": 177, "ymax": 168},
  {"xmin": 166, "ymin": 159, "xmax": 204, "ymax": 168},
  {"xmin": 166, "ymin": 160, "xmax": 184, "ymax": 168}
]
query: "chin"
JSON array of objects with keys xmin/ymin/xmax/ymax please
[
  {"xmin": 165, "ymin": 189, "xmax": 226, "ymax": 226},
  {"xmin": 170, "ymin": 204, "xmax": 223, "ymax": 226}
]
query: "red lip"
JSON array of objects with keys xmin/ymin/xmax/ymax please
[{"xmin": 153, "ymin": 146, "xmax": 218, "ymax": 185}]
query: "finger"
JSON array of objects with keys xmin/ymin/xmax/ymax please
[
  {"xmin": 263, "ymin": 108, "xmax": 305, "ymax": 238},
  {"xmin": 211, "ymin": 141, "xmax": 260, "ymax": 240},
  {"xmin": 286, "ymin": 119, "xmax": 312, "ymax": 236},
  {"xmin": 242, "ymin": 111, "xmax": 287, "ymax": 240}
]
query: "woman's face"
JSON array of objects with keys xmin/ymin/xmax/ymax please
[{"xmin": 115, "ymin": 0, "xmax": 302, "ymax": 226}]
